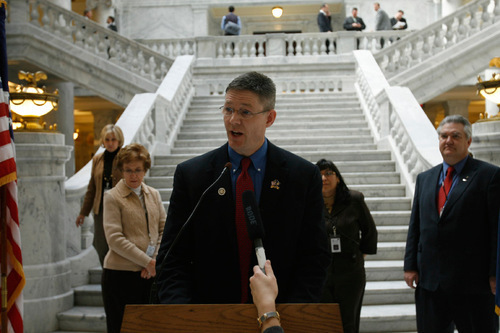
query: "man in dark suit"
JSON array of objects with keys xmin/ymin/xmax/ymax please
[
  {"xmin": 343, "ymin": 7, "xmax": 366, "ymax": 31},
  {"xmin": 156, "ymin": 72, "xmax": 330, "ymax": 305},
  {"xmin": 390, "ymin": 10, "xmax": 407, "ymax": 30},
  {"xmin": 404, "ymin": 115, "xmax": 500, "ymax": 332},
  {"xmin": 317, "ymin": 3, "xmax": 332, "ymax": 32}
]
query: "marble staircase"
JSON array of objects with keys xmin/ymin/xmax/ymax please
[{"xmin": 55, "ymin": 92, "xmax": 416, "ymax": 332}]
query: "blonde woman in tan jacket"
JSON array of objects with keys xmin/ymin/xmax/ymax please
[
  {"xmin": 102, "ymin": 143, "xmax": 166, "ymax": 333},
  {"xmin": 76, "ymin": 124, "xmax": 124, "ymax": 266}
]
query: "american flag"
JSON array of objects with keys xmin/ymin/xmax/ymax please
[{"xmin": 0, "ymin": 1, "xmax": 25, "ymax": 332}]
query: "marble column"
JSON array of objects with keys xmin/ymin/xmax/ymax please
[
  {"xmin": 87, "ymin": 0, "xmax": 115, "ymax": 27},
  {"xmin": 192, "ymin": 5, "xmax": 209, "ymax": 37},
  {"xmin": 15, "ymin": 132, "xmax": 73, "ymax": 333},
  {"xmin": 471, "ymin": 120, "xmax": 500, "ymax": 167},
  {"xmin": 43, "ymin": 81, "xmax": 76, "ymax": 177},
  {"xmin": 443, "ymin": 100, "xmax": 470, "ymax": 118}
]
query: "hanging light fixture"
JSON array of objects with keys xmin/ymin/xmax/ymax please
[
  {"xmin": 477, "ymin": 73, "xmax": 500, "ymax": 105},
  {"xmin": 272, "ymin": 6, "xmax": 283, "ymax": 18},
  {"xmin": 9, "ymin": 70, "xmax": 59, "ymax": 130}
]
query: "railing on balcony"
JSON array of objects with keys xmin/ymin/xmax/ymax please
[
  {"xmin": 28, "ymin": 0, "xmax": 174, "ymax": 84},
  {"xmin": 138, "ymin": 30, "xmax": 412, "ymax": 59},
  {"xmin": 375, "ymin": 0, "xmax": 499, "ymax": 79}
]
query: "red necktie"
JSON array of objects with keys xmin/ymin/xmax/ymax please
[
  {"xmin": 438, "ymin": 166, "xmax": 455, "ymax": 214},
  {"xmin": 235, "ymin": 157, "xmax": 254, "ymax": 303}
]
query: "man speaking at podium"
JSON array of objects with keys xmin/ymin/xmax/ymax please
[{"xmin": 156, "ymin": 72, "xmax": 330, "ymax": 305}]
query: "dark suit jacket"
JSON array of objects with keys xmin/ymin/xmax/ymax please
[
  {"xmin": 343, "ymin": 16, "xmax": 366, "ymax": 31},
  {"xmin": 404, "ymin": 157, "xmax": 500, "ymax": 293},
  {"xmin": 390, "ymin": 17, "xmax": 407, "ymax": 30},
  {"xmin": 317, "ymin": 12, "xmax": 332, "ymax": 32},
  {"xmin": 156, "ymin": 141, "xmax": 330, "ymax": 304}
]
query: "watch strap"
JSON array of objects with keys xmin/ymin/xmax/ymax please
[{"xmin": 257, "ymin": 311, "xmax": 280, "ymax": 328}]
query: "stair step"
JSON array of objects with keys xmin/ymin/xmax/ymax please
[
  {"xmin": 174, "ymin": 135, "xmax": 375, "ymax": 145},
  {"xmin": 372, "ymin": 211, "xmax": 410, "ymax": 226},
  {"xmin": 89, "ymin": 267, "xmax": 102, "ymax": 285},
  {"xmin": 365, "ymin": 260, "xmax": 403, "ymax": 281},
  {"xmin": 360, "ymin": 304, "xmax": 416, "ymax": 332},
  {"xmin": 74, "ymin": 285, "xmax": 103, "ymax": 306},
  {"xmin": 57, "ymin": 306, "xmax": 106, "ymax": 332},
  {"xmin": 363, "ymin": 281, "xmax": 414, "ymax": 305},
  {"xmin": 370, "ymin": 242, "xmax": 406, "ymax": 260},
  {"xmin": 376, "ymin": 226, "xmax": 408, "ymax": 242},
  {"xmin": 171, "ymin": 143, "xmax": 378, "ymax": 154}
]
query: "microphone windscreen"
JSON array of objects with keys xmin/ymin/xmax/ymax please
[{"xmin": 242, "ymin": 190, "xmax": 265, "ymax": 240}]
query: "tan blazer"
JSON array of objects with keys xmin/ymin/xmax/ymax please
[
  {"xmin": 80, "ymin": 152, "xmax": 122, "ymax": 216},
  {"xmin": 103, "ymin": 179, "xmax": 166, "ymax": 271}
]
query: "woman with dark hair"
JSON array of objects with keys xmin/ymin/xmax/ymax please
[{"xmin": 316, "ymin": 159, "xmax": 378, "ymax": 333}]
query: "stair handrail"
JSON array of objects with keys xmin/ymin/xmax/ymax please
[
  {"xmin": 28, "ymin": 0, "xmax": 174, "ymax": 84},
  {"xmin": 374, "ymin": 0, "xmax": 498, "ymax": 80},
  {"xmin": 65, "ymin": 55, "xmax": 195, "ymax": 252},
  {"xmin": 354, "ymin": 50, "xmax": 441, "ymax": 196}
]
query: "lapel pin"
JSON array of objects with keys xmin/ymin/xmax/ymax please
[
  {"xmin": 462, "ymin": 176, "xmax": 469, "ymax": 182},
  {"xmin": 218, "ymin": 188, "xmax": 226, "ymax": 196},
  {"xmin": 270, "ymin": 179, "xmax": 280, "ymax": 190}
]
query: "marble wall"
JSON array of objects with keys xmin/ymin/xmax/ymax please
[{"xmin": 15, "ymin": 132, "xmax": 73, "ymax": 333}]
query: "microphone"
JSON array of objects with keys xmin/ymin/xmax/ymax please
[
  {"xmin": 242, "ymin": 190, "xmax": 267, "ymax": 272},
  {"xmin": 150, "ymin": 162, "xmax": 232, "ymax": 303}
]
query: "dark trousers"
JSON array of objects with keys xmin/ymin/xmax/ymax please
[
  {"xmin": 102, "ymin": 268, "xmax": 153, "ymax": 333},
  {"xmin": 416, "ymin": 286, "xmax": 499, "ymax": 333},
  {"xmin": 321, "ymin": 258, "xmax": 366, "ymax": 333},
  {"xmin": 93, "ymin": 205, "xmax": 108, "ymax": 266}
]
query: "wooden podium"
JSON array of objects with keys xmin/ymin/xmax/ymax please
[{"xmin": 121, "ymin": 303, "xmax": 343, "ymax": 332}]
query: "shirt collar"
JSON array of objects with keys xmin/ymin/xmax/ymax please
[
  {"xmin": 228, "ymin": 139, "xmax": 268, "ymax": 172},
  {"xmin": 443, "ymin": 155, "xmax": 469, "ymax": 176}
]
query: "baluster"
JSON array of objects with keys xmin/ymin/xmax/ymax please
[
  {"xmin": 257, "ymin": 41, "xmax": 265, "ymax": 57},
  {"xmin": 241, "ymin": 40, "xmax": 249, "ymax": 57},
  {"xmin": 217, "ymin": 42, "xmax": 224, "ymax": 58},
  {"xmin": 303, "ymin": 38, "xmax": 311, "ymax": 56},
  {"xmin": 233, "ymin": 40, "xmax": 241, "ymax": 58},
  {"xmin": 41, "ymin": 6, "xmax": 52, "ymax": 30},
  {"xmin": 250, "ymin": 40, "xmax": 257, "ymax": 58},
  {"xmin": 287, "ymin": 37, "xmax": 294, "ymax": 56},
  {"xmin": 444, "ymin": 20, "xmax": 455, "ymax": 48},
  {"xmin": 30, "ymin": 1, "xmax": 40, "ymax": 25},
  {"xmin": 311, "ymin": 38, "xmax": 320, "ymax": 55},
  {"xmin": 295, "ymin": 39, "xmax": 303, "ymax": 56},
  {"xmin": 225, "ymin": 41, "xmax": 233, "ymax": 58},
  {"xmin": 108, "ymin": 38, "xmax": 118, "ymax": 62}
]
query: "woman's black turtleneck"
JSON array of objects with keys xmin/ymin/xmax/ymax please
[{"xmin": 102, "ymin": 148, "xmax": 119, "ymax": 193}]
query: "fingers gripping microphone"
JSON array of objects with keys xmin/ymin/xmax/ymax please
[{"xmin": 242, "ymin": 190, "xmax": 267, "ymax": 272}]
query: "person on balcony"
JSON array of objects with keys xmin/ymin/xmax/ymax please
[
  {"xmin": 316, "ymin": 159, "xmax": 378, "ymax": 333},
  {"xmin": 374, "ymin": 2, "xmax": 391, "ymax": 48},
  {"xmin": 404, "ymin": 115, "xmax": 500, "ymax": 332},
  {"xmin": 106, "ymin": 16, "xmax": 117, "ymax": 32},
  {"xmin": 221, "ymin": 5, "xmax": 241, "ymax": 36},
  {"xmin": 102, "ymin": 143, "xmax": 166, "ymax": 333},
  {"xmin": 76, "ymin": 124, "xmax": 124, "ymax": 266},
  {"xmin": 317, "ymin": 3, "xmax": 333, "ymax": 32},
  {"xmin": 390, "ymin": 10, "xmax": 407, "ymax": 30},
  {"xmin": 343, "ymin": 7, "xmax": 366, "ymax": 31}
]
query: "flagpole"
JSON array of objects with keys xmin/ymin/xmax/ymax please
[{"xmin": 1, "ymin": 184, "xmax": 8, "ymax": 333}]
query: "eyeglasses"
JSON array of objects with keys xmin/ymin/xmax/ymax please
[
  {"xmin": 321, "ymin": 171, "xmax": 336, "ymax": 177},
  {"xmin": 220, "ymin": 106, "xmax": 269, "ymax": 119},
  {"xmin": 123, "ymin": 168, "xmax": 145, "ymax": 175}
]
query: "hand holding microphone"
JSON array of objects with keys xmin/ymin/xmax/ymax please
[{"xmin": 243, "ymin": 190, "xmax": 267, "ymax": 273}]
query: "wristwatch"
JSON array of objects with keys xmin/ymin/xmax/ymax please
[{"xmin": 257, "ymin": 311, "xmax": 280, "ymax": 328}]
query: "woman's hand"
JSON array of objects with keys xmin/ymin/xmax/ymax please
[
  {"xmin": 141, "ymin": 259, "xmax": 156, "ymax": 279},
  {"xmin": 75, "ymin": 214, "xmax": 85, "ymax": 227}
]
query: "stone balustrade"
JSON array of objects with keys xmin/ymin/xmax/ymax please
[
  {"xmin": 354, "ymin": 50, "xmax": 441, "ymax": 194},
  {"xmin": 139, "ymin": 30, "xmax": 411, "ymax": 59},
  {"xmin": 29, "ymin": 0, "xmax": 174, "ymax": 84},
  {"xmin": 65, "ymin": 55, "xmax": 195, "ymax": 252},
  {"xmin": 375, "ymin": 0, "xmax": 498, "ymax": 79}
]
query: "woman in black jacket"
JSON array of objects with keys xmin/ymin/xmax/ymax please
[{"xmin": 316, "ymin": 159, "xmax": 378, "ymax": 333}]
